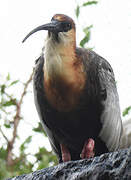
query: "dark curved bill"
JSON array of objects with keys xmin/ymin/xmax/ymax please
[{"xmin": 22, "ymin": 21, "xmax": 60, "ymax": 43}]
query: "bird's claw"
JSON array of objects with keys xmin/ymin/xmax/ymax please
[
  {"xmin": 60, "ymin": 144, "xmax": 71, "ymax": 162},
  {"xmin": 80, "ymin": 138, "xmax": 95, "ymax": 159}
]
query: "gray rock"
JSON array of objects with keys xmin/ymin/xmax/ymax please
[{"xmin": 8, "ymin": 148, "xmax": 131, "ymax": 180}]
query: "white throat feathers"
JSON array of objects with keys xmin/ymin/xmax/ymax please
[{"xmin": 43, "ymin": 29, "xmax": 76, "ymax": 80}]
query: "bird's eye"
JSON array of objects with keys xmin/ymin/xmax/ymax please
[
  {"xmin": 62, "ymin": 22, "xmax": 72, "ymax": 32},
  {"xmin": 66, "ymin": 23, "xmax": 71, "ymax": 29}
]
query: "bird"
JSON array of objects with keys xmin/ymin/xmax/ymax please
[{"xmin": 22, "ymin": 14, "xmax": 123, "ymax": 163}]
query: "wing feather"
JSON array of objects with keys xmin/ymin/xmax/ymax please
[
  {"xmin": 98, "ymin": 58, "xmax": 123, "ymax": 151},
  {"xmin": 33, "ymin": 56, "xmax": 61, "ymax": 159}
]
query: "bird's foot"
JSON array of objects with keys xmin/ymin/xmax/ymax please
[
  {"xmin": 80, "ymin": 138, "xmax": 95, "ymax": 159},
  {"xmin": 60, "ymin": 144, "xmax": 71, "ymax": 162}
]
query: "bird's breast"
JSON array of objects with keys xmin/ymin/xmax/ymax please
[{"xmin": 44, "ymin": 59, "xmax": 86, "ymax": 112}]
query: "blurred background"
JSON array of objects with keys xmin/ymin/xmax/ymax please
[{"xmin": 0, "ymin": 0, "xmax": 131, "ymax": 179}]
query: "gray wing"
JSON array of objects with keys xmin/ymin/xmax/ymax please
[
  {"xmin": 33, "ymin": 56, "xmax": 61, "ymax": 159},
  {"xmin": 98, "ymin": 57, "xmax": 123, "ymax": 151}
]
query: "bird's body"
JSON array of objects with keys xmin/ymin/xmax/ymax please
[{"xmin": 23, "ymin": 14, "xmax": 123, "ymax": 162}]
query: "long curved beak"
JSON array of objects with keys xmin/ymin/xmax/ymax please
[{"xmin": 22, "ymin": 20, "xmax": 61, "ymax": 43}]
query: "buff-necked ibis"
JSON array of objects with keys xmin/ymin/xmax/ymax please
[{"xmin": 22, "ymin": 14, "xmax": 123, "ymax": 162}]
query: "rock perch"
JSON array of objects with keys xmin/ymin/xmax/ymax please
[{"xmin": 8, "ymin": 147, "xmax": 131, "ymax": 180}]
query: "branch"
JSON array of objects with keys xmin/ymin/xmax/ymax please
[
  {"xmin": 7, "ymin": 69, "xmax": 34, "ymax": 166},
  {"xmin": 0, "ymin": 126, "xmax": 9, "ymax": 143}
]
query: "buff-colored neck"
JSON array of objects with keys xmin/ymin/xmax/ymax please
[{"xmin": 43, "ymin": 29, "xmax": 76, "ymax": 81}]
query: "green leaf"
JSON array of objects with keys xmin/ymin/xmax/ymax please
[
  {"xmin": 4, "ymin": 124, "xmax": 11, "ymax": 128},
  {"xmin": 75, "ymin": 5, "xmax": 80, "ymax": 18},
  {"xmin": 122, "ymin": 106, "xmax": 131, "ymax": 116},
  {"xmin": 83, "ymin": 1, "xmax": 98, "ymax": 6},
  {"xmin": 83, "ymin": 25, "xmax": 93, "ymax": 34},
  {"xmin": 20, "ymin": 136, "xmax": 32, "ymax": 152},
  {"xmin": 80, "ymin": 36, "xmax": 90, "ymax": 47},
  {"xmin": 1, "ymin": 84, "xmax": 6, "ymax": 94},
  {"xmin": 0, "ymin": 147, "xmax": 8, "ymax": 160},
  {"xmin": 6, "ymin": 73, "xmax": 10, "ymax": 81},
  {"xmin": 35, "ymin": 147, "xmax": 58, "ymax": 169},
  {"xmin": 33, "ymin": 122, "xmax": 47, "ymax": 137},
  {"xmin": 25, "ymin": 136, "xmax": 32, "ymax": 144},
  {"xmin": 2, "ymin": 100, "xmax": 16, "ymax": 107},
  {"xmin": 20, "ymin": 144, "xmax": 25, "ymax": 152},
  {"xmin": 9, "ymin": 80, "xmax": 19, "ymax": 86},
  {"xmin": 80, "ymin": 25, "xmax": 93, "ymax": 47},
  {"xmin": 33, "ymin": 122, "xmax": 43, "ymax": 133}
]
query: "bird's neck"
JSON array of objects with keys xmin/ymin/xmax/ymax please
[
  {"xmin": 43, "ymin": 32, "xmax": 86, "ymax": 111},
  {"xmin": 43, "ymin": 31, "xmax": 76, "ymax": 82}
]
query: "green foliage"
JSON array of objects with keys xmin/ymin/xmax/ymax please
[
  {"xmin": 4, "ymin": 123, "xmax": 11, "ymax": 128},
  {"xmin": 0, "ymin": 74, "xmax": 18, "ymax": 111},
  {"xmin": 123, "ymin": 106, "xmax": 131, "ymax": 116},
  {"xmin": 1, "ymin": 84, "xmax": 6, "ymax": 94},
  {"xmin": 35, "ymin": 147, "xmax": 58, "ymax": 169},
  {"xmin": 0, "ymin": 147, "xmax": 8, "ymax": 160},
  {"xmin": 2, "ymin": 99, "xmax": 16, "ymax": 107},
  {"xmin": 0, "ymin": 159, "xmax": 11, "ymax": 180},
  {"xmin": 75, "ymin": 1, "xmax": 97, "ymax": 48},
  {"xmin": 80, "ymin": 25, "xmax": 93, "ymax": 47},
  {"xmin": 0, "ymin": 74, "xmax": 58, "ymax": 179},
  {"xmin": 20, "ymin": 136, "xmax": 32, "ymax": 153},
  {"xmin": 33, "ymin": 122, "xmax": 47, "ymax": 137},
  {"xmin": 9, "ymin": 80, "xmax": 19, "ymax": 87},
  {"xmin": 82, "ymin": 1, "xmax": 98, "ymax": 6},
  {"xmin": 75, "ymin": 5, "xmax": 80, "ymax": 18},
  {"xmin": 0, "ymin": 148, "xmax": 13, "ymax": 180},
  {"xmin": 75, "ymin": 1, "xmax": 98, "ymax": 18}
]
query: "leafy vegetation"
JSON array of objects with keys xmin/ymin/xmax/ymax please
[
  {"xmin": 122, "ymin": 106, "xmax": 131, "ymax": 117},
  {"xmin": 0, "ymin": 73, "xmax": 57, "ymax": 179},
  {"xmin": 75, "ymin": 1, "xmax": 98, "ymax": 18},
  {"xmin": 75, "ymin": 1, "xmax": 98, "ymax": 48}
]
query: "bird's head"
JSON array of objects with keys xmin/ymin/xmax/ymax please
[{"xmin": 22, "ymin": 14, "xmax": 76, "ymax": 45}]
